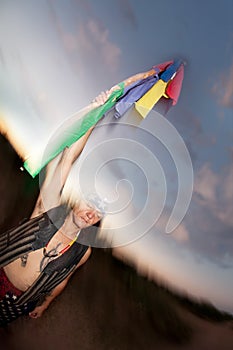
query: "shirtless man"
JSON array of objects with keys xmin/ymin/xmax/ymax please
[
  {"xmin": 0, "ymin": 66, "xmax": 158, "ymax": 325},
  {"xmin": 0, "ymin": 127, "xmax": 106, "ymax": 324}
]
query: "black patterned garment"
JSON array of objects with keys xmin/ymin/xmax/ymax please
[
  {"xmin": 0, "ymin": 205, "xmax": 90, "ymax": 326},
  {"xmin": 0, "ymin": 205, "xmax": 69, "ymax": 267},
  {"xmin": 0, "ymin": 242, "xmax": 88, "ymax": 326}
]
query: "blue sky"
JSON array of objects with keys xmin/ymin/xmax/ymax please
[{"xmin": 0, "ymin": 0, "xmax": 233, "ymax": 313}]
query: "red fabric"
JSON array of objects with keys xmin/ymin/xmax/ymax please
[
  {"xmin": 0, "ymin": 267, "xmax": 23, "ymax": 300},
  {"xmin": 152, "ymin": 60, "xmax": 173, "ymax": 73},
  {"xmin": 166, "ymin": 65, "xmax": 184, "ymax": 105}
]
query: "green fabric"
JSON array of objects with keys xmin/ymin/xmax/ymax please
[{"xmin": 24, "ymin": 82, "xmax": 125, "ymax": 177}]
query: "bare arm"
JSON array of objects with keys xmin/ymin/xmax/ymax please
[
  {"xmin": 28, "ymin": 278, "xmax": 69, "ymax": 318},
  {"xmin": 93, "ymin": 68, "xmax": 156, "ymax": 106},
  {"xmin": 56, "ymin": 126, "xmax": 94, "ymax": 188},
  {"xmin": 29, "ymin": 247, "xmax": 92, "ymax": 318},
  {"xmin": 120, "ymin": 68, "xmax": 156, "ymax": 87},
  {"xmin": 32, "ymin": 69, "xmax": 155, "ymax": 217},
  {"xmin": 31, "ymin": 128, "xmax": 93, "ymax": 218}
]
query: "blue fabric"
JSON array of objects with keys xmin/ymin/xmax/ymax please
[
  {"xmin": 160, "ymin": 60, "xmax": 183, "ymax": 82},
  {"xmin": 114, "ymin": 74, "xmax": 159, "ymax": 118}
]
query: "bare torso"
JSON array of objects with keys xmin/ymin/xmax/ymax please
[
  {"xmin": 3, "ymin": 129, "xmax": 95, "ymax": 293},
  {"xmin": 3, "ymin": 249, "xmax": 44, "ymax": 291},
  {"xmin": 3, "ymin": 213, "xmax": 80, "ymax": 291}
]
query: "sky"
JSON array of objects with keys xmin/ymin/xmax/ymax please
[{"xmin": 0, "ymin": 0, "xmax": 233, "ymax": 313}]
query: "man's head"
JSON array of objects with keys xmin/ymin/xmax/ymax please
[{"xmin": 72, "ymin": 193, "xmax": 107, "ymax": 229}]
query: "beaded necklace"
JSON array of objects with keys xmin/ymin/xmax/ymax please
[
  {"xmin": 39, "ymin": 235, "xmax": 79, "ymax": 272},
  {"xmin": 43, "ymin": 235, "xmax": 78, "ymax": 258}
]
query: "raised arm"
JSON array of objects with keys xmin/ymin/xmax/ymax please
[
  {"xmin": 120, "ymin": 68, "xmax": 156, "ymax": 87},
  {"xmin": 31, "ymin": 128, "xmax": 93, "ymax": 217},
  {"xmin": 31, "ymin": 68, "xmax": 156, "ymax": 217},
  {"xmin": 93, "ymin": 68, "xmax": 156, "ymax": 106},
  {"xmin": 56, "ymin": 126, "xmax": 94, "ymax": 188}
]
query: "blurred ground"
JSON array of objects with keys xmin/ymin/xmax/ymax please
[{"xmin": 0, "ymin": 133, "xmax": 233, "ymax": 350}]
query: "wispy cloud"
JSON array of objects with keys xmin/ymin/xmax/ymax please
[
  {"xmin": 194, "ymin": 162, "xmax": 233, "ymax": 227},
  {"xmin": 172, "ymin": 224, "xmax": 189, "ymax": 242},
  {"xmin": 71, "ymin": 0, "xmax": 93, "ymax": 14},
  {"xmin": 156, "ymin": 213, "xmax": 190, "ymax": 242},
  {"xmin": 117, "ymin": 0, "xmax": 138, "ymax": 28},
  {"xmin": 187, "ymin": 206, "xmax": 233, "ymax": 268},
  {"xmin": 48, "ymin": 1, "xmax": 121, "ymax": 76},
  {"xmin": 178, "ymin": 161, "xmax": 233, "ymax": 267},
  {"xmin": 194, "ymin": 163, "xmax": 218, "ymax": 203},
  {"xmin": 76, "ymin": 19, "xmax": 121, "ymax": 72},
  {"xmin": 212, "ymin": 61, "xmax": 233, "ymax": 109}
]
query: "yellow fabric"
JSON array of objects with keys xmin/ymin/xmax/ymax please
[{"xmin": 135, "ymin": 80, "xmax": 168, "ymax": 118}]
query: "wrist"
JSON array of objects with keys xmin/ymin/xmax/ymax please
[{"xmin": 42, "ymin": 297, "xmax": 53, "ymax": 309}]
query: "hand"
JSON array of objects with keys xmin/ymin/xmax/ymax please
[
  {"xmin": 92, "ymin": 90, "xmax": 111, "ymax": 106},
  {"xmin": 29, "ymin": 304, "xmax": 47, "ymax": 319},
  {"xmin": 91, "ymin": 85, "xmax": 120, "ymax": 106}
]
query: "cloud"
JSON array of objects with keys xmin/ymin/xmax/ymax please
[
  {"xmin": 212, "ymin": 61, "xmax": 233, "ymax": 109},
  {"xmin": 172, "ymin": 224, "xmax": 189, "ymax": 242},
  {"xmin": 194, "ymin": 162, "xmax": 233, "ymax": 228},
  {"xmin": 194, "ymin": 163, "xmax": 218, "ymax": 203},
  {"xmin": 48, "ymin": 1, "xmax": 121, "ymax": 75},
  {"xmin": 172, "ymin": 107, "xmax": 217, "ymax": 150},
  {"xmin": 145, "ymin": 210, "xmax": 190, "ymax": 243},
  {"xmin": 174, "ymin": 162, "xmax": 233, "ymax": 266},
  {"xmin": 171, "ymin": 108, "xmax": 203, "ymax": 137},
  {"xmin": 71, "ymin": 0, "xmax": 93, "ymax": 15},
  {"xmin": 117, "ymin": 0, "xmax": 138, "ymax": 28},
  {"xmin": 187, "ymin": 207, "xmax": 233, "ymax": 268},
  {"xmin": 76, "ymin": 19, "xmax": 121, "ymax": 72},
  {"xmin": 228, "ymin": 146, "xmax": 233, "ymax": 162}
]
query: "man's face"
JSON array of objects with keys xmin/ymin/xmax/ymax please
[{"xmin": 72, "ymin": 199, "xmax": 103, "ymax": 229}]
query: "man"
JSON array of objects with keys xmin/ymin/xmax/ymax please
[
  {"xmin": 0, "ymin": 66, "xmax": 159, "ymax": 325},
  {"xmin": 0, "ymin": 128, "xmax": 105, "ymax": 325}
]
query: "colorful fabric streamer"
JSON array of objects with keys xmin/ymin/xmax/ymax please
[
  {"xmin": 23, "ymin": 60, "xmax": 184, "ymax": 177},
  {"xmin": 24, "ymin": 83, "xmax": 125, "ymax": 177}
]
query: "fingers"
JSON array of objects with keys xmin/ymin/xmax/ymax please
[
  {"xmin": 92, "ymin": 90, "xmax": 111, "ymax": 106},
  {"xmin": 29, "ymin": 308, "xmax": 43, "ymax": 318},
  {"xmin": 91, "ymin": 84, "xmax": 122, "ymax": 106},
  {"xmin": 109, "ymin": 84, "xmax": 120, "ymax": 93}
]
